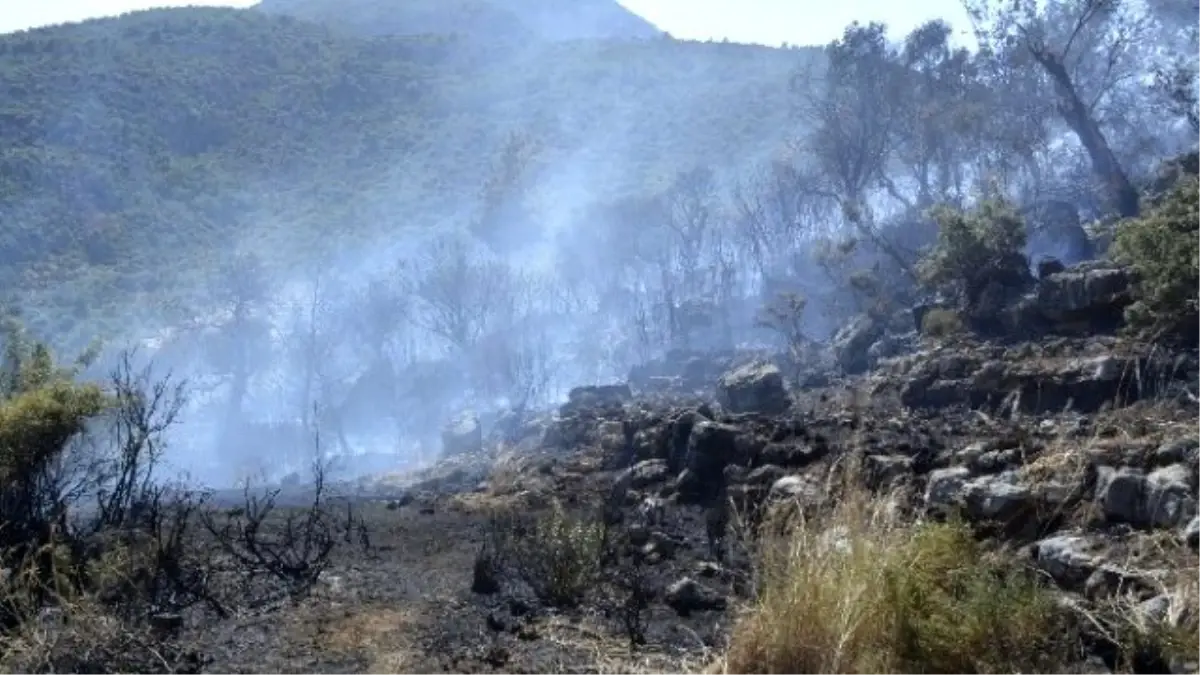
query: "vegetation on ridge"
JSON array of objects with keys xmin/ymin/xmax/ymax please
[{"xmin": 0, "ymin": 7, "xmax": 806, "ymax": 347}]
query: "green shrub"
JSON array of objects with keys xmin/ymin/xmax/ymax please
[
  {"xmin": 0, "ymin": 321, "xmax": 111, "ymax": 630},
  {"xmin": 0, "ymin": 321, "xmax": 109, "ymax": 552},
  {"xmin": 917, "ymin": 200, "xmax": 1031, "ymax": 313},
  {"xmin": 1111, "ymin": 173, "xmax": 1199, "ymax": 344},
  {"xmin": 490, "ymin": 503, "xmax": 608, "ymax": 608}
]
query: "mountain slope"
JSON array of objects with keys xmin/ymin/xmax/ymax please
[
  {"xmin": 488, "ymin": 0, "xmax": 661, "ymax": 40},
  {"xmin": 0, "ymin": 6, "xmax": 813, "ymax": 345},
  {"xmin": 254, "ymin": 0, "xmax": 534, "ymax": 41},
  {"xmin": 253, "ymin": 0, "xmax": 662, "ymax": 41}
]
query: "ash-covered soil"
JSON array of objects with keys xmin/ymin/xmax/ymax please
[{"xmin": 171, "ymin": 333, "xmax": 1198, "ymax": 674}]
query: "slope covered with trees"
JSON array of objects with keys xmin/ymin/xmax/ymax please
[{"xmin": 0, "ymin": 6, "xmax": 807, "ymax": 346}]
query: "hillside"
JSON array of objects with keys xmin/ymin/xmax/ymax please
[
  {"xmin": 254, "ymin": 0, "xmax": 663, "ymax": 41},
  {"xmin": 0, "ymin": 7, "xmax": 808, "ymax": 347}
]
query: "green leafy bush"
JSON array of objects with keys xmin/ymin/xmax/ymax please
[
  {"xmin": 917, "ymin": 200, "xmax": 1031, "ymax": 315},
  {"xmin": 488, "ymin": 503, "xmax": 608, "ymax": 608},
  {"xmin": 1111, "ymin": 173, "xmax": 1199, "ymax": 345},
  {"xmin": 0, "ymin": 321, "xmax": 109, "ymax": 553}
]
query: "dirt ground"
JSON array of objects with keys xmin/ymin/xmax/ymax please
[{"xmin": 194, "ymin": 454, "xmax": 732, "ymax": 674}]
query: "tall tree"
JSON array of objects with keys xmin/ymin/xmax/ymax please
[
  {"xmin": 964, "ymin": 0, "xmax": 1145, "ymax": 217},
  {"xmin": 893, "ymin": 20, "xmax": 983, "ymax": 208},
  {"xmin": 794, "ymin": 22, "xmax": 922, "ymax": 279}
]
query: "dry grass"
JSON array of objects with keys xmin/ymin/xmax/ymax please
[
  {"xmin": 538, "ymin": 613, "xmax": 715, "ymax": 674},
  {"xmin": 0, "ymin": 597, "xmax": 200, "ymax": 673},
  {"xmin": 305, "ymin": 605, "xmax": 420, "ymax": 673},
  {"xmin": 1097, "ymin": 533, "xmax": 1200, "ymax": 672},
  {"xmin": 715, "ymin": 475, "xmax": 1081, "ymax": 674},
  {"xmin": 488, "ymin": 450, "xmax": 533, "ymax": 494}
]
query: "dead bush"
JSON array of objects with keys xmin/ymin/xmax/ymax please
[
  {"xmin": 603, "ymin": 534, "xmax": 653, "ymax": 650},
  {"xmin": 0, "ymin": 333, "xmax": 221, "ymax": 672},
  {"xmin": 200, "ymin": 456, "xmax": 340, "ymax": 604}
]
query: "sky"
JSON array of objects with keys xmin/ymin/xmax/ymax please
[{"xmin": 0, "ymin": 0, "xmax": 974, "ymax": 46}]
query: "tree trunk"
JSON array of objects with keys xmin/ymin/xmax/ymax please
[{"xmin": 1032, "ymin": 49, "xmax": 1140, "ymax": 218}]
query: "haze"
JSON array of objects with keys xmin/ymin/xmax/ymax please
[{"xmin": 0, "ymin": 0, "xmax": 1193, "ymax": 489}]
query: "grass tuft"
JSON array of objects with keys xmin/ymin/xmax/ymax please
[{"xmin": 719, "ymin": 478, "xmax": 1081, "ymax": 674}]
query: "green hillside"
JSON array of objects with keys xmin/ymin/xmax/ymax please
[{"xmin": 0, "ymin": 6, "xmax": 813, "ymax": 345}]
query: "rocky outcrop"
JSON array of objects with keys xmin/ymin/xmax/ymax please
[
  {"xmin": 831, "ymin": 315, "xmax": 884, "ymax": 375},
  {"xmin": 880, "ymin": 338, "xmax": 1194, "ymax": 413},
  {"xmin": 441, "ymin": 410, "xmax": 483, "ymax": 458},
  {"xmin": 361, "ymin": 313, "xmax": 1200, "ymax": 675},
  {"xmin": 542, "ymin": 385, "xmax": 634, "ymax": 453},
  {"xmin": 715, "ymin": 360, "xmax": 791, "ymax": 415},
  {"xmin": 628, "ymin": 349, "xmax": 739, "ymax": 395},
  {"xmin": 1010, "ymin": 260, "xmax": 1134, "ymax": 337},
  {"xmin": 561, "ymin": 384, "xmax": 632, "ymax": 413}
]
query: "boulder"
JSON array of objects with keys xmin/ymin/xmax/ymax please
[
  {"xmin": 664, "ymin": 577, "xmax": 726, "ymax": 616},
  {"xmin": 678, "ymin": 420, "xmax": 742, "ymax": 500},
  {"xmin": 1094, "ymin": 464, "xmax": 1198, "ymax": 529},
  {"xmin": 1034, "ymin": 534, "xmax": 1104, "ymax": 589},
  {"xmin": 831, "ymin": 315, "xmax": 884, "ymax": 375},
  {"xmin": 1031, "ymin": 261, "xmax": 1133, "ymax": 329},
  {"xmin": 1036, "ymin": 256, "xmax": 1067, "ymax": 279},
  {"xmin": 441, "ymin": 411, "xmax": 482, "ymax": 458},
  {"xmin": 716, "ymin": 360, "xmax": 791, "ymax": 415},
  {"xmin": 961, "ymin": 471, "xmax": 1033, "ymax": 522},
  {"xmin": 562, "ymin": 384, "xmax": 631, "ymax": 413}
]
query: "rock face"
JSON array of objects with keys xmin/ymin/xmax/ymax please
[
  {"xmin": 716, "ymin": 361, "xmax": 791, "ymax": 415},
  {"xmin": 563, "ymin": 384, "xmax": 631, "ymax": 413},
  {"xmin": 883, "ymin": 340, "xmax": 1192, "ymax": 414},
  {"xmin": 831, "ymin": 315, "xmax": 884, "ymax": 375},
  {"xmin": 628, "ymin": 349, "xmax": 732, "ymax": 395},
  {"xmin": 1012, "ymin": 261, "xmax": 1133, "ymax": 336},
  {"xmin": 441, "ymin": 411, "xmax": 482, "ymax": 458}
]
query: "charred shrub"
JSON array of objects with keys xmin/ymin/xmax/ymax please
[
  {"xmin": 200, "ymin": 457, "xmax": 342, "ymax": 605},
  {"xmin": 0, "ymin": 332, "xmax": 216, "ymax": 672}
]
